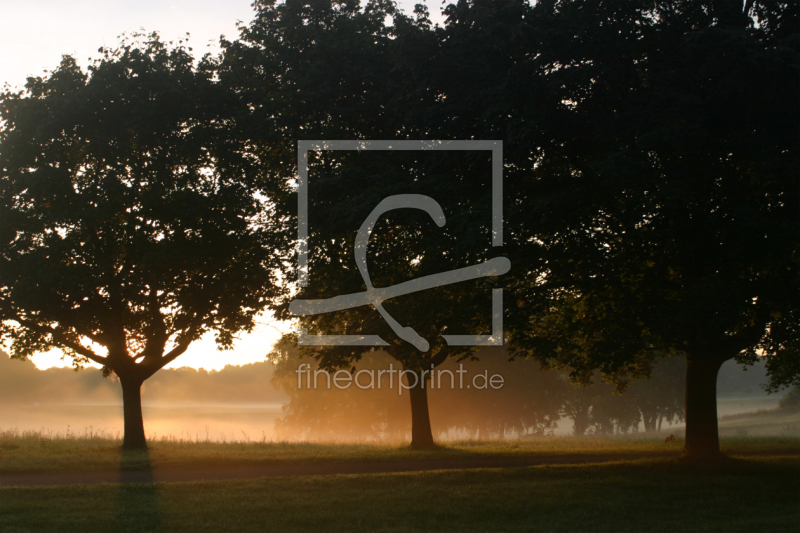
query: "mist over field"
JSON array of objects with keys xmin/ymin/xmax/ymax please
[
  {"xmin": 0, "ymin": 351, "xmax": 286, "ymax": 441},
  {"xmin": 1, "ymin": 350, "xmax": 794, "ymax": 443}
]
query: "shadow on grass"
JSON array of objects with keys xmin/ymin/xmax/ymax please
[{"xmin": 112, "ymin": 448, "xmax": 164, "ymax": 533}]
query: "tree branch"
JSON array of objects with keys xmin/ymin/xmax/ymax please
[
  {"xmin": 9, "ymin": 314, "xmax": 108, "ymax": 366},
  {"xmin": 141, "ymin": 289, "xmax": 168, "ymax": 362},
  {"xmin": 153, "ymin": 314, "xmax": 208, "ymax": 372},
  {"xmin": 157, "ymin": 337, "xmax": 194, "ymax": 370},
  {"xmin": 61, "ymin": 322, "xmax": 109, "ymax": 350},
  {"xmin": 152, "ymin": 326, "xmax": 200, "ymax": 374}
]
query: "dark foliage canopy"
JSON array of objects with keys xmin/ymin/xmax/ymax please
[
  {"xmin": 426, "ymin": 0, "xmax": 799, "ymax": 391},
  {"xmin": 0, "ymin": 34, "xmax": 286, "ymax": 379}
]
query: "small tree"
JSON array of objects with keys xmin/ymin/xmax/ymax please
[{"xmin": 0, "ymin": 35, "xmax": 285, "ymax": 449}]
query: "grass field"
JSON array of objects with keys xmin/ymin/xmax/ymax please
[
  {"xmin": 2, "ymin": 432, "xmax": 798, "ymax": 532},
  {"xmin": 2, "ymin": 428, "xmax": 798, "ymax": 474},
  {"xmin": 1, "ymin": 456, "xmax": 797, "ymax": 532}
]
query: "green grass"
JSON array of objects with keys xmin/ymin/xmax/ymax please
[
  {"xmin": 2, "ymin": 428, "xmax": 798, "ymax": 474},
  {"xmin": 1, "ymin": 456, "xmax": 798, "ymax": 532}
]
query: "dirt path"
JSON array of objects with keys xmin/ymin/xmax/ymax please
[
  {"xmin": 2, "ymin": 452, "xmax": 674, "ymax": 487},
  {"xmin": 3, "ymin": 450, "xmax": 794, "ymax": 487}
]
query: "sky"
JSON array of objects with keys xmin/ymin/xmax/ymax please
[
  {"xmin": 0, "ymin": 0, "xmax": 446, "ymax": 91},
  {"xmin": 1, "ymin": 0, "xmax": 444, "ymax": 371}
]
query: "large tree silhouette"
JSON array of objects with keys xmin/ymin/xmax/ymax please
[
  {"xmin": 377, "ymin": 0, "xmax": 797, "ymax": 457},
  {"xmin": 0, "ymin": 35, "xmax": 285, "ymax": 449},
  {"xmin": 467, "ymin": 0, "xmax": 799, "ymax": 459},
  {"xmin": 221, "ymin": 0, "xmax": 504, "ymax": 448}
]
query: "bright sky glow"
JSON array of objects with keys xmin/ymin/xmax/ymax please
[
  {"xmin": 28, "ymin": 317, "xmax": 289, "ymax": 371},
  {"xmin": 1, "ymin": 0, "xmax": 444, "ymax": 370},
  {"xmin": 0, "ymin": 0, "xmax": 445, "ymax": 90},
  {"xmin": 0, "ymin": 0, "xmax": 254, "ymax": 91}
]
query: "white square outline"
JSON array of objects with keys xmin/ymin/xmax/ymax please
[{"xmin": 296, "ymin": 140, "xmax": 503, "ymax": 347}]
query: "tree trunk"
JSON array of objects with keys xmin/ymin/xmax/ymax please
[
  {"xmin": 120, "ymin": 375, "xmax": 147, "ymax": 450},
  {"xmin": 683, "ymin": 353, "xmax": 726, "ymax": 460},
  {"xmin": 572, "ymin": 408, "xmax": 589, "ymax": 436},
  {"xmin": 407, "ymin": 372, "xmax": 437, "ymax": 449},
  {"xmin": 641, "ymin": 410, "xmax": 655, "ymax": 433}
]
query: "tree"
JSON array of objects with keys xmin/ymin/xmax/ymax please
[
  {"xmin": 627, "ymin": 357, "xmax": 685, "ymax": 433},
  {"xmin": 389, "ymin": 0, "xmax": 796, "ymax": 455},
  {"xmin": 484, "ymin": 0, "xmax": 799, "ymax": 459},
  {"xmin": 0, "ymin": 35, "xmax": 285, "ymax": 449},
  {"xmin": 281, "ymin": 148, "xmax": 502, "ymax": 449},
  {"xmin": 559, "ymin": 375, "xmax": 645, "ymax": 437},
  {"xmin": 222, "ymin": 0, "xmax": 505, "ymax": 449}
]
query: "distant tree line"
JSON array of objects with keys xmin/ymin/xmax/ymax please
[
  {"xmin": 0, "ymin": 351, "xmax": 286, "ymax": 405},
  {"xmin": 268, "ymin": 340, "xmax": 688, "ymax": 440}
]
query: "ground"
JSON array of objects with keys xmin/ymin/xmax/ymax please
[{"xmin": 1, "ymin": 435, "xmax": 798, "ymax": 532}]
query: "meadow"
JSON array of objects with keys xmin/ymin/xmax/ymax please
[
  {"xmin": 2, "ymin": 428, "xmax": 798, "ymax": 474},
  {"xmin": 2, "ymin": 430, "xmax": 798, "ymax": 532},
  {"xmin": 1, "ymin": 454, "xmax": 797, "ymax": 532}
]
